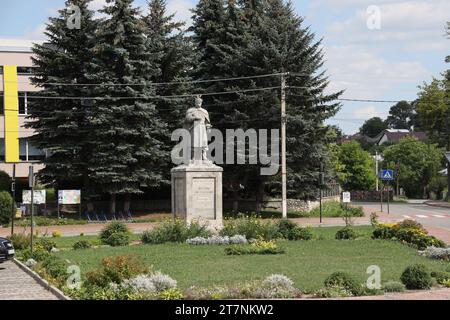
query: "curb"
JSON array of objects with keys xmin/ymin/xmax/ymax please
[
  {"xmin": 424, "ymin": 201, "xmax": 450, "ymax": 209},
  {"xmin": 13, "ymin": 258, "xmax": 71, "ymax": 301}
]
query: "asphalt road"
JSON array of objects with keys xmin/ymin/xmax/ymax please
[{"xmin": 361, "ymin": 202, "xmax": 450, "ymax": 231}]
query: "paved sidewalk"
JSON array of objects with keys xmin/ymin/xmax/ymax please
[
  {"xmin": 0, "ymin": 261, "xmax": 59, "ymax": 300},
  {"xmin": 341, "ymin": 288, "xmax": 450, "ymax": 300},
  {"xmin": 425, "ymin": 200, "xmax": 450, "ymax": 209}
]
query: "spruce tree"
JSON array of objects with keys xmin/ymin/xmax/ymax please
[
  {"xmin": 27, "ymin": 0, "xmax": 98, "ymax": 198},
  {"xmin": 191, "ymin": 0, "xmax": 342, "ymax": 208},
  {"xmin": 143, "ymin": 0, "xmax": 194, "ymax": 186},
  {"xmin": 89, "ymin": 0, "xmax": 166, "ymax": 213}
]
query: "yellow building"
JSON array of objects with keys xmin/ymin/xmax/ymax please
[{"xmin": 0, "ymin": 40, "xmax": 45, "ymax": 179}]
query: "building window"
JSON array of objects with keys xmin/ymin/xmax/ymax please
[
  {"xmin": 19, "ymin": 93, "xmax": 27, "ymax": 115},
  {"xmin": 19, "ymin": 138, "xmax": 45, "ymax": 162},
  {"xmin": 0, "ymin": 95, "xmax": 3, "ymax": 114},
  {"xmin": 0, "ymin": 139, "xmax": 4, "ymax": 161},
  {"xmin": 17, "ymin": 67, "xmax": 35, "ymax": 75}
]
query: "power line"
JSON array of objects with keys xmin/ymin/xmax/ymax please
[{"xmin": 6, "ymin": 72, "xmax": 286, "ymax": 87}]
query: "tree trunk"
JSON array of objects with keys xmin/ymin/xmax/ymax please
[
  {"xmin": 255, "ymin": 178, "xmax": 265, "ymax": 214},
  {"xmin": 124, "ymin": 193, "xmax": 131, "ymax": 214},
  {"xmin": 109, "ymin": 193, "xmax": 116, "ymax": 215}
]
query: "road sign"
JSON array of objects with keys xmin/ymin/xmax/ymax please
[
  {"xmin": 380, "ymin": 169, "xmax": 394, "ymax": 181},
  {"xmin": 342, "ymin": 192, "xmax": 351, "ymax": 203}
]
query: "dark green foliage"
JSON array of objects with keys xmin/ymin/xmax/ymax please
[
  {"xmin": 324, "ymin": 272, "xmax": 362, "ymax": 295},
  {"xmin": 41, "ymin": 256, "xmax": 68, "ymax": 280},
  {"xmin": 382, "ymin": 281, "xmax": 406, "ymax": 293},
  {"xmin": 335, "ymin": 227, "xmax": 358, "ymax": 240},
  {"xmin": 395, "ymin": 219, "xmax": 425, "ymax": 231},
  {"xmin": 430, "ymin": 271, "xmax": 450, "ymax": 285},
  {"xmin": 224, "ymin": 245, "xmax": 285, "ymax": 255},
  {"xmin": 85, "ymin": 255, "xmax": 148, "ymax": 288},
  {"xmin": 276, "ymin": 219, "xmax": 298, "ymax": 239},
  {"xmin": 386, "ymin": 101, "xmax": 418, "ymax": 130},
  {"xmin": 289, "ymin": 226, "xmax": 313, "ymax": 241},
  {"xmin": 99, "ymin": 222, "xmax": 131, "ymax": 247},
  {"xmin": 19, "ymin": 247, "xmax": 51, "ymax": 262},
  {"xmin": 359, "ymin": 117, "xmax": 387, "ymax": 138},
  {"xmin": 220, "ymin": 217, "xmax": 280, "ymax": 241},
  {"xmin": 36, "ymin": 238, "xmax": 57, "ymax": 252},
  {"xmin": 27, "ymin": 0, "xmax": 99, "ymax": 194},
  {"xmin": 73, "ymin": 240, "xmax": 92, "ymax": 250},
  {"xmin": 372, "ymin": 224, "xmax": 446, "ymax": 250},
  {"xmin": 400, "ymin": 264, "xmax": 432, "ymax": 290},
  {"xmin": 7, "ymin": 233, "xmax": 31, "ymax": 250},
  {"xmin": 0, "ymin": 171, "xmax": 11, "ymax": 192},
  {"xmin": 0, "ymin": 191, "xmax": 13, "ymax": 225},
  {"xmin": 141, "ymin": 220, "xmax": 212, "ymax": 244}
]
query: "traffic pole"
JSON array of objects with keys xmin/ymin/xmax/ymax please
[
  {"xmin": 29, "ymin": 166, "xmax": 34, "ymax": 256},
  {"xmin": 281, "ymin": 72, "xmax": 288, "ymax": 219},
  {"xmin": 10, "ymin": 164, "xmax": 16, "ymax": 236}
]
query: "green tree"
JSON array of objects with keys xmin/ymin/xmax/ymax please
[
  {"xmin": 143, "ymin": 0, "xmax": 194, "ymax": 188},
  {"xmin": 27, "ymin": 0, "xmax": 98, "ymax": 196},
  {"xmin": 386, "ymin": 101, "xmax": 416, "ymax": 130},
  {"xmin": 383, "ymin": 137, "xmax": 443, "ymax": 198},
  {"xmin": 191, "ymin": 0, "xmax": 341, "ymax": 208},
  {"xmin": 335, "ymin": 142, "xmax": 376, "ymax": 191},
  {"xmin": 0, "ymin": 191, "xmax": 13, "ymax": 225},
  {"xmin": 359, "ymin": 117, "xmax": 387, "ymax": 138},
  {"xmin": 416, "ymin": 78, "xmax": 449, "ymax": 149},
  {"xmin": 89, "ymin": 0, "xmax": 166, "ymax": 213}
]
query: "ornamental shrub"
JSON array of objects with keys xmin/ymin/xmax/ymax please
[
  {"xmin": 141, "ymin": 220, "xmax": 211, "ymax": 244},
  {"xmin": 382, "ymin": 281, "xmax": 405, "ymax": 293},
  {"xmin": 122, "ymin": 272, "xmax": 177, "ymax": 294},
  {"xmin": 99, "ymin": 222, "xmax": 130, "ymax": 247},
  {"xmin": 418, "ymin": 246, "xmax": 450, "ymax": 260},
  {"xmin": 7, "ymin": 233, "xmax": 31, "ymax": 250},
  {"xmin": 289, "ymin": 226, "xmax": 313, "ymax": 240},
  {"xmin": 335, "ymin": 227, "xmax": 358, "ymax": 240},
  {"xmin": 430, "ymin": 271, "xmax": 450, "ymax": 285},
  {"xmin": 0, "ymin": 191, "xmax": 13, "ymax": 226},
  {"xmin": 400, "ymin": 264, "xmax": 432, "ymax": 290},
  {"xmin": 73, "ymin": 240, "xmax": 92, "ymax": 250},
  {"xmin": 41, "ymin": 256, "xmax": 68, "ymax": 281},
  {"xmin": 85, "ymin": 255, "xmax": 148, "ymax": 288},
  {"xmin": 324, "ymin": 272, "xmax": 362, "ymax": 296},
  {"xmin": 220, "ymin": 216, "xmax": 280, "ymax": 241},
  {"xmin": 277, "ymin": 220, "xmax": 298, "ymax": 239},
  {"xmin": 394, "ymin": 219, "xmax": 425, "ymax": 231}
]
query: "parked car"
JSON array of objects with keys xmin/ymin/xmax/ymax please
[{"xmin": 0, "ymin": 237, "xmax": 15, "ymax": 263}]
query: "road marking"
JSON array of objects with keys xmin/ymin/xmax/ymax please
[
  {"xmin": 415, "ymin": 215, "xmax": 428, "ymax": 219},
  {"xmin": 402, "ymin": 215, "xmax": 412, "ymax": 219},
  {"xmin": 432, "ymin": 215, "xmax": 446, "ymax": 218}
]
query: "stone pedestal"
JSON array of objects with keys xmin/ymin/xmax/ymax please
[{"xmin": 171, "ymin": 161, "xmax": 223, "ymax": 228}]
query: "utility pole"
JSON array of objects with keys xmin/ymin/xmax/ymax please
[
  {"xmin": 375, "ymin": 151, "xmax": 379, "ymax": 192},
  {"xmin": 29, "ymin": 166, "xmax": 35, "ymax": 256},
  {"xmin": 10, "ymin": 164, "xmax": 16, "ymax": 236},
  {"xmin": 281, "ymin": 72, "xmax": 288, "ymax": 219}
]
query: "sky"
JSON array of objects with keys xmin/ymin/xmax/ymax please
[{"xmin": 0, "ymin": 0, "xmax": 449, "ymax": 134}]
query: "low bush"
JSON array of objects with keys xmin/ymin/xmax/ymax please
[
  {"xmin": 36, "ymin": 237, "xmax": 57, "ymax": 252},
  {"xmin": 220, "ymin": 216, "xmax": 280, "ymax": 241},
  {"xmin": 382, "ymin": 281, "xmax": 406, "ymax": 293},
  {"xmin": 324, "ymin": 272, "xmax": 362, "ymax": 296},
  {"xmin": 186, "ymin": 235, "xmax": 247, "ymax": 245},
  {"xmin": 85, "ymin": 255, "xmax": 149, "ymax": 288},
  {"xmin": 289, "ymin": 226, "xmax": 313, "ymax": 240},
  {"xmin": 19, "ymin": 247, "xmax": 51, "ymax": 262},
  {"xmin": 395, "ymin": 219, "xmax": 425, "ymax": 231},
  {"xmin": 309, "ymin": 202, "xmax": 364, "ymax": 218},
  {"xmin": 430, "ymin": 271, "xmax": 450, "ymax": 285},
  {"xmin": 418, "ymin": 246, "xmax": 450, "ymax": 260},
  {"xmin": 373, "ymin": 222, "xmax": 446, "ymax": 250},
  {"xmin": 13, "ymin": 217, "xmax": 88, "ymax": 227},
  {"xmin": 277, "ymin": 220, "xmax": 297, "ymax": 239},
  {"xmin": 159, "ymin": 288, "xmax": 184, "ymax": 300},
  {"xmin": 41, "ymin": 256, "xmax": 68, "ymax": 281},
  {"xmin": 122, "ymin": 272, "xmax": 177, "ymax": 294},
  {"xmin": 225, "ymin": 239, "xmax": 285, "ymax": 255},
  {"xmin": 400, "ymin": 264, "xmax": 432, "ymax": 290},
  {"xmin": 141, "ymin": 220, "xmax": 211, "ymax": 244},
  {"xmin": 52, "ymin": 230, "xmax": 62, "ymax": 238},
  {"xmin": 315, "ymin": 285, "xmax": 354, "ymax": 298},
  {"xmin": 7, "ymin": 233, "xmax": 31, "ymax": 250},
  {"xmin": 335, "ymin": 227, "xmax": 358, "ymax": 240},
  {"xmin": 99, "ymin": 222, "xmax": 130, "ymax": 247},
  {"xmin": 0, "ymin": 191, "xmax": 13, "ymax": 226},
  {"xmin": 73, "ymin": 240, "xmax": 92, "ymax": 250}
]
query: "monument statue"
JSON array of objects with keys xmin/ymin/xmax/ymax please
[
  {"xmin": 184, "ymin": 95, "xmax": 212, "ymax": 162},
  {"xmin": 171, "ymin": 95, "xmax": 223, "ymax": 228}
]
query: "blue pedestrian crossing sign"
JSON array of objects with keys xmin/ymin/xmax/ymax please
[{"xmin": 380, "ymin": 169, "xmax": 394, "ymax": 181}]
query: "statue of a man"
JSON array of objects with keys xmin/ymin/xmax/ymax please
[{"xmin": 185, "ymin": 95, "xmax": 212, "ymax": 161}]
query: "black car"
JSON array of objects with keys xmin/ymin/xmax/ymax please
[{"xmin": 0, "ymin": 237, "xmax": 15, "ymax": 263}]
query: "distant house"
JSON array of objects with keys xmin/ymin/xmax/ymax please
[{"xmin": 375, "ymin": 129, "xmax": 427, "ymax": 146}]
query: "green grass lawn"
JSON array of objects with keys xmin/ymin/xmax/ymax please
[{"xmin": 54, "ymin": 226, "xmax": 449, "ymax": 292}]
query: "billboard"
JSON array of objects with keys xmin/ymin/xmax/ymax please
[
  {"xmin": 22, "ymin": 190, "xmax": 46, "ymax": 204},
  {"xmin": 58, "ymin": 190, "xmax": 81, "ymax": 205}
]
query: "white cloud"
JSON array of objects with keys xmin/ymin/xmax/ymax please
[
  {"xmin": 167, "ymin": 0, "xmax": 193, "ymax": 26},
  {"xmin": 352, "ymin": 106, "xmax": 386, "ymax": 120},
  {"xmin": 324, "ymin": 45, "xmax": 430, "ymax": 99},
  {"xmin": 325, "ymin": 0, "xmax": 450, "ymax": 50}
]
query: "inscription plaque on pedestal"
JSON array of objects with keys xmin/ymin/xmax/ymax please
[{"xmin": 193, "ymin": 178, "xmax": 216, "ymax": 219}]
